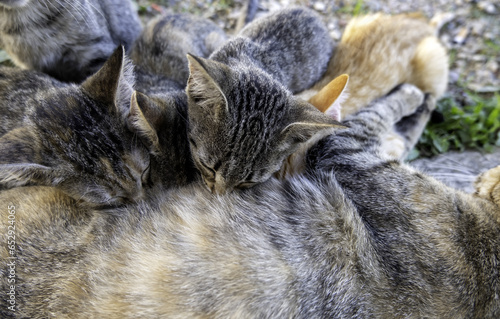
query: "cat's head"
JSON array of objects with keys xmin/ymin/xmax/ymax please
[
  {"xmin": 185, "ymin": 54, "xmax": 345, "ymax": 194},
  {"xmin": 0, "ymin": 47, "xmax": 163, "ymax": 208},
  {"xmin": 0, "ymin": 0, "xmax": 29, "ymax": 9}
]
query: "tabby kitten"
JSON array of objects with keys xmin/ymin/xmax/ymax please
[
  {"xmin": 300, "ymin": 12, "xmax": 449, "ymax": 159},
  {"xmin": 0, "ymin": 47, "xmax": 197, "ymax": 207},
  {"xmin": 130, "ymin": 12, "xmax": 227, "ymax": 89},
  {"xmin": 186, "ymin": 7, "xmax": 342, "ymax": 194},
  {"xmin": 3, "ymin": 84, "xmax": 500, "ymax": 318},
  {"xmin": 0, "ymin": 11, "xmax": 236, "ymax": 204},
  {"xmin": 0, "ymin": 0, "xmax": 141, "ymax": 82}
]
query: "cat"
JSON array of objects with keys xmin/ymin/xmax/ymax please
[
  {"xmin": 130, "ymin": 12, "xmax": 228, "ymax": 89},
  {"xmin": 299, "ymin": 12, "xmax": 449, "ymax": 159},
  {"xmin": 0, "ymin": 0, "xmax": 141, "ymax": 82},
  {"xmin": 0, "ymin": 10, "xmax": 237, "ymax": 206},
  {"xmin": 0, "ymin": 46, "xmax": 198, "ymax": 208},
  {"xmin": 2, "ymin": 84, "xmax": 500, "ymax": 318},
  {"xmin": 185, "ymin": 7, "xmax": 343, "ymax": 194}
]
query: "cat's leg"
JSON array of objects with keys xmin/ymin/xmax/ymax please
[
  {"xmin": 475, "ymin": 165, "xmax": 500, "ymax": 207},
  {"xmin": 306, "ymin": 83, "xmax": 426, "ymax": 171}
]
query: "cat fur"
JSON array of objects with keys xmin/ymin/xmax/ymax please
[{"xmin": 0, "ymin": 0, "xmax": 141, "ymax": 82}]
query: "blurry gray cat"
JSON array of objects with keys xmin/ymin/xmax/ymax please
[
  {"xmin": 0, "ymin": 0, "xmax": 141, "ymax": 82},
  {"xmin": 130, "ymin": 12, "xmax": 227, "ymax": 90},
  {"xmin": 3, "ymin": 84, "xmax": 500, "ymax": 318},
  {"xmin": 186, "ymin": 7, "xmax": 341, "ymax": 194}
]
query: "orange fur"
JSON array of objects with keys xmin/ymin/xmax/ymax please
[{"xmin": 300, "ymin": 13, "xmax": 448, "ymax": 118}]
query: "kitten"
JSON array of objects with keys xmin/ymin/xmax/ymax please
[
  {"xmin": 0, "ymin": 0, "xmax": 141, "ymax": 82},
  {"xmin": 3, "ymin": 85, "xmax": 500, "ymax": 318},
  {"xmin": 130, "ymin": 12, "xmax": 227, "ymax": 89},
  {"xmin": 0, "ymin": 11, "xmax": 234, "ymax": 205},
  {"xmin": 0, "ymin": 47, "xmax": 196, "ymax": 208},
  {"xmin": 186, "ymin": 7, "xmax": 342, "ymax": 194},
  {"xmin": 300, "ymin": 13, "xmax": 449, "ymax": 159}
]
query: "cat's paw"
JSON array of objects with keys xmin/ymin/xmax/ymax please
[
  {"xmin": 388, "ymin": 84, "xmax": 426, "ymax": 118},
  {"xmin": 475, "ymin": 165, "xmax": 500, "ymax": 207}
]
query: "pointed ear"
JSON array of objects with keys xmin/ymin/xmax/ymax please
[
  {"xmin": 186, "ymin": 54, "xmax": 229, "ymax": 117},
  {"xmin": 280, "ymin": 103, "xmax": 346, "ymax": 148},
  {"xmin": 308, "ymin": 74, "xmax": 349, "ymax": 121},
  {"xmin": 127, "ymin": 91, "xmax": 161, "ymax": 154},
  {"xmin": 81, "ymin": 45, "xmax": 135, "ymax": 115}
]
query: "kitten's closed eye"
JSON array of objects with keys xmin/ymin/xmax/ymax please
[{"xmin": 237, "ymin": 181, "xmax": 257, "ymax": 189}]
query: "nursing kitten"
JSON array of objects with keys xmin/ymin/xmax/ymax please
[
  {"xmin": 0, "ymin": 11, "xmax": 235, "ymax": 204},
  {"xmin": 0, "ymin": 0, "xmax": 141, "ymax": 82},
  {"xmin": 300, "ymin": 13, "xmax": 449, "ymax": 159},
  {"xmin": 3, "ymin": 84, "xmax": 500, "ymax": 318},
  {"xmin": 0, "ymin": 47, "xmax": 197, "ymax": 208},
  {"xmin": 130, "ymin": 12, "xmax": 227, "ymax": 88},
  {"xmin": 186, "ymin": 7, "xmax": 341, "ymax": 194}
]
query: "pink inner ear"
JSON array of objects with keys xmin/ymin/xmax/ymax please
[{"xmin": 325, "ymin": 102, "xmax": 341, "ymax": 122}]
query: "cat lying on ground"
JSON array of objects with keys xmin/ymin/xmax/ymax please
[{"xmin": 2, "ymin": 84, "xmax": 499, "ymax": 318}]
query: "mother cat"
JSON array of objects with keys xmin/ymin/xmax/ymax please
[{"xmin": 1, "ymin": 84, "xmax": 499, "ymax": 318}]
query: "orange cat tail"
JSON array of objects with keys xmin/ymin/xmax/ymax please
[{"xmin": 308, "ymin": 74, "xmax": 349, "ymax": 121}]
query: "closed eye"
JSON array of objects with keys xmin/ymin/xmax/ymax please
[{"xmin": 237, "ymin": 181, "xmax": 257, "ymax": 189}]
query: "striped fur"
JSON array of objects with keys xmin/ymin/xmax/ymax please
[
  {"xmin": 0, "ymin": 47, "xmax": 199, "ymax": 207},
  {"xmin": 2, "ymin": 84, "xmax": 500, "ymax": 318},
  {"xmin": 0, "ymin": 0, "xmax": 141, "ymax": 82},
  {"xmin": 186, "ymin": 8, "xmax": 342, "ymax": 194}
]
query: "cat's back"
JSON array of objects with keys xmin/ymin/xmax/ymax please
[
  {"xmin": 131, "ymin": 12, "xmax": 227, "ymax": 87},
  {"xmin": 211, "ymin": 7, "xmax": 333, "ymax": 93},
  {"xmin": 302, "ymin": 13, "xmax": 447, "ymax": 116}
]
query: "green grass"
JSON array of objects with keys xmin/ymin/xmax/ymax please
[
  {"xmin": 338, "ymin": 0, "xmax": 368, "ymax": 16},
  {"xmin": 413, "ymin": 90, "xmax": 500, "ymax": 159}
]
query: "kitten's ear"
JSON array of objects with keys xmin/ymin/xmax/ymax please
[
  {"xmin": 186, "ymin": 54, "xmax": 229, "ymax": 117},
  {"xmin": 81, "ymin": 45, "xmax": 135, "ymax": 115},
  {"xmin": 127, "ymin": 91, "xmax": 161, "ymax": 154},
  {"xmin": 280, "ymin": 104, "xmax": 346, "ymax": 148},
  {"xmin": 308, "ymin": 74, "xmax": 349, "ymax": 121},
  {"xmin": 0, "ymin": 129, "xmax": 60, "ymax": 188}
]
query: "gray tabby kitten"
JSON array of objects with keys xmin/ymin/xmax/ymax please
[
  {"xmin": 186, "ymin": 7, "xmax": 340, "ymax": 194},
  {"xmin": 0, "ymin": 47, "xmax": 196, "ymax": 207},
  {"xmin": 2, "ymin": 84, "xmax": 500, "ymax": 318},
  {"xmin": 130, "ymin": 12, "xmax": 227, "ymax": 89},
  {"xmin": 0, "ymin": 0, "xmax": 141, "ymax": 82},
  {"xmin": 0, "ymin": 11, "xmax": 232, "ymax": 206}
]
